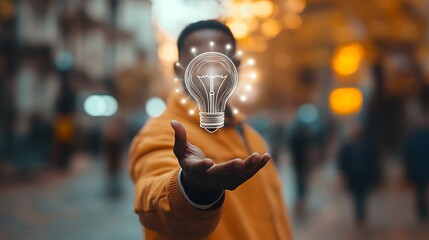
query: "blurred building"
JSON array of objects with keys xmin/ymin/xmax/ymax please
[{"xmin": 0, "ymin": 0, "xmax": 161, "ymax": 174}]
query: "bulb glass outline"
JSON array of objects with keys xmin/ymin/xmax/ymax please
[{"xmin": 184, "ymin": 52, "xmax": 238, "ymax": 133}]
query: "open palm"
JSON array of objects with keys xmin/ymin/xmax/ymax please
[{"xmin": 171, "ymin": 120, "xmax": 271, "ymax": 203}]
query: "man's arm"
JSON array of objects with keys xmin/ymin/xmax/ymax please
[
  {"xmin": 130, "ymin": 119, "xmax": 270, "ymax": 239},
  {"xmin": 130, "ymin": 120, "xmax": 222, "ymax": 239}
]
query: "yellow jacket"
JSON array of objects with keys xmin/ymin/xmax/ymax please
[{"xmin": 130, "ymin": 92, "xmax": 292, "ymax": 240}]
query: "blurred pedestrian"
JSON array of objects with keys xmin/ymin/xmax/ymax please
[
  {"xmin": 269, "ymin": 123, "xmax": 287, "ymax": 164},
  {"xmin": 52, "ymin": 65, "xmax": 76, "ymax": 170},
  {"xmin": 338, "ymin": 125, "xmax": 380, "ymax": 224},
  {"xmin": 102, "ymin": 110, "xmax": 126, "ymax": 198},
  {"xmin": 290, "ymin": 123, "xmax": 312, "ymax": 217},
  {"xmin": 403, "ymin": 114, "xmax": 429, "ymax": 222}
]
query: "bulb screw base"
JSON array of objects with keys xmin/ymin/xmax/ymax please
[{"xmin": 200, "ymin": 112, "xmax": 224, "ymax": 133}]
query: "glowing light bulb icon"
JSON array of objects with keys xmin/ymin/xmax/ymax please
[{"xmin": 184, "ymin": 52, "xmax": 238, "ymax": 133}]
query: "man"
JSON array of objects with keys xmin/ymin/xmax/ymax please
[
  {"xmin": 290, "ymin": 123, "xmax": 312, "ymax": 217},
  {"xmin": 403, "ymin": 113, "xmax": 429, "ymax": 222},
  {"xmin": 130, "ymin": 20, "xmax": 291, "ymax": 240},
  {"xmin": 338, "ymin": 125, "xmax": 380, "ymax": 224}
]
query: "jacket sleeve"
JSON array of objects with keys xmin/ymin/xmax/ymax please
[{"xmin": 129, "ymin": 119, "xmax": 223, "ymax": 239}]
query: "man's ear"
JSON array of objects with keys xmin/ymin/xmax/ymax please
[
  {"xmin": 174, "ymin": 61, "xmax": 184, "ymax": 79},
  {"xmin": 233, "ymin": 57, "xmax": 241, "ymax": 69}
]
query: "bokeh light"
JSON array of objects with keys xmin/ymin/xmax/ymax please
[
  {"xmin": 284, "ymin": 13, "xmax": 302, "ymax": 30},
  {"xmin": 227, "ymin": 19, "xmax": 250, "ymax": 39},
  {"xmin": 238, "ymin": 2, "xmax": 254, "ymax": 19},
  {"xmin": 261, "ymin": 19, "xmax": 282, "ymax": 38},
  {"xmin": 253, "ymin": 1, "xmax": 274, "ymax": 18},
  {"xmin": 297, "ymin": 104, "xmax": 319, "ymax": 123},
  {"xmin": 158, "ymin": 42, "xmax": 178, "ymax": 63},
  {"xmin": 329, "ymin": 88, "xmax": 363, "ymax": 115},
  {"xmin": 286, "ymin": 0, "xmax": 307, "ymax": 13},
  {"xmin": 332, "ymin": 43, "xmax": 364, "ymax": 76},
  {"xmin": 55, "ymin": 52, "xmax": 74, "ymax": 71},
  {"xmin": 146, "ymin": 97, "xmax": 166, "ymax": 118},
  {"xmin": 84, "ymin": 95, "xmax": 118, "ymax": 117}
]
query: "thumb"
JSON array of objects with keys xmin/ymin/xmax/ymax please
[{"xmin": 171, "ymin": 120, "xmax": 188, "ymax": 157}]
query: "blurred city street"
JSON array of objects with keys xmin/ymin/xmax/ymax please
[
  {"xmin": 0, "ymin": 153, "xmax": 142, "ymax": 240},
  {"xmin": 284, "ymin": 159, "xmax": 429, "ymax": 240},
  {"xmin": 1, "ymin": 0, "xmax": 429, "ymax": 239},
  {"xmin": 1, "ymin": 152, "xmax": 428, "ymax": 240}
]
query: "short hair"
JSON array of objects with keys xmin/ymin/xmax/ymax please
[{"xmin": 177, "ymin": 20, "xmax": 236, "ymax": 56}]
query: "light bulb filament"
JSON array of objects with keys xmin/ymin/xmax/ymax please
[{"xmin": 184, "ymin": 52, "xmax": 238, "ymax": 133}]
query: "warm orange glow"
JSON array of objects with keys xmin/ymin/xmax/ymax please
[
  {"xmin": 247, "ymin": 17, "xmax": 259, "ymax": 31},
  {"xmin": 158, "ymin": 42, "xmax": 178, "ymax": 63},
  {"xmin": 55, "ymin": 116, "xmax": 74, "ymax": 141},
  {"xmin": 252, "ymin": 38, "xmax": 267, "ymax": 52},
  {"xmin": 284, "ymin": 14, "xmax": 302, "ymax": 30},
  {"xmin": 242, "ymin": 37, "xmax": 267, "ymax": 52},
  {"xmin": 228, "ymin": 20, "xmax": 250, "ymax": 39},
  {"xmin": 332, "ymin": 43, "xmax": 364, "ymax": 76},
  {"xmin": 329, "ymin": 88, "xmax": 363, "ymax": 115},
  {"xmin": 274, "ymin": 53, "xmax": 290, "ymax": 69},
  {"xmin": 253, "ymin": 1, "xmax": 274, "ymax": 18},
  {"xmin": 286, "ymin": 0, "xmax": 306, "ymax": 13},
  {"xmin": 238, "ymin": 2, "xmax": 254, "ymax": 19},
  {"xmin": 0, "ymin": 0, "xmax": 15, "ymax": 20},
  {"xmin": 261, "ymin": 19, "xmax": 282, "ymax": 38}
]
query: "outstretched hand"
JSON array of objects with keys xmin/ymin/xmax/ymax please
[{"xmin": 170, "ymin": 120, "xmax": 271, "ymax": 204}]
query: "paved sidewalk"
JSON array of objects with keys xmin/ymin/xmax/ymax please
[
  {"xmin": 0, "ymin": 156, "xmax": 142, "ymax": 240},
  {"xmin": 282, "ymin": 159, "xmax": 429, "ymax": 240}
]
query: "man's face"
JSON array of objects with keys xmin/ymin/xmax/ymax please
[{"xmin": 175, "ymin": 29, "xmax": 239, "ymax": 80}]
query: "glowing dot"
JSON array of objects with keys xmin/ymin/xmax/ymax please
[
  {"xmin": 191, "ymin": 47, "xmax": 196, "ymax": 53},
  {"xmin": 250, "ymin": 72, "xmax": 257, "ymax": 79},
  {"xmin": 175, "ymin": 62, "xmax": 180, "ymax": 66},
  {"xmin": 329, "ymin": 88, "xmax": 363, "ymax": 115},
  {"xmin": 226, "ymin": 44, "xmax": 231, "ymax": 50},
  {"xmin": 210, "ymin": 41, "xmax": 214, "ymax": 46},
  {"xmin": 247, "ymin": 58, "xmax": 255, "ymax": 65},
  {"xmin": 175, "ymin": 89, "xmax": 180, "ymax": 93},
  {"xmin": 298, "ymin": 104, "xmax": 319, "ymax": 123},
  {"xmin": 228, "ymin": 20, "xmax": 249, "ymax": 39},
  {"xmin": 189, "ymin": 109, "xmax": 195, "ymax": 115},
  {"xmin": 146, "ymin": 97, "xmax": 166, "ymax": 118},
  {"xmin": 240, "ymin": 95, "xmax": 247, "ymax": 102},
  {"xmin": 174, "ymin": 78, "xmax": 178, "ymax": 82},
  {"xmin": 237, "ymin": 50, "xmax": 243, "ymax": 56},
  {"xmin": 84, "ymin": 95, "xmax": 118, "ymax": 117},
  {"xmin": 332, "ymin": 43, "xmax": 363, "ymax": 76},
  {"xmin": 158, "ymin": 42, "xmax": 178, "ymax": 63},
  {"xmin": 181, "ymin": 99, "xmax": 186, "ymax": 104},
  {"xmin": 261, "ymin": 19, "xmax": 282, "ymax": 38},
  {"xmin": 286, "ymin": 0, "xmax": 306, "ymax": 13},
  {"xmin": 284, "ymin": 14, "xmax": 302, "ymax": 30},
  {"xmin": 245, "ymin": 84, "xmax": 252, "ymax": 90},
  {"xmin": 253, "ymin": 1, "xmax": 274, "ymax": 18},
  {"xmin": 233, "ymin": 109, "xmax": 239, "ymax": 114}
]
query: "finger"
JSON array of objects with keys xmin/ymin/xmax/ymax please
[
  {"xmin": 207, "ymin": 158, "xmax": 244, "ymax": 175},
  {"xmin": 244, "ymin": 153, "xmax": 270, "ymax": 178},
  {"xmin": 171, "ymin": 120, "xmax": 187, "ymax": 158},
  {"xmin": 227, "ymin": 153, "xmax": 271, "ymax": 190},
  {"xmin": 261, "ymin": 153, "xmax": 272, "ymax": 163},
  {"xmin": 243, "ymin": 153, "xmax": 262, "ymax": 170}
]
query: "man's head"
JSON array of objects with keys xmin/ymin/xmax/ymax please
[{"xmin": 174, "ymin": 20, "xmax": 240, "ymax": 80}]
